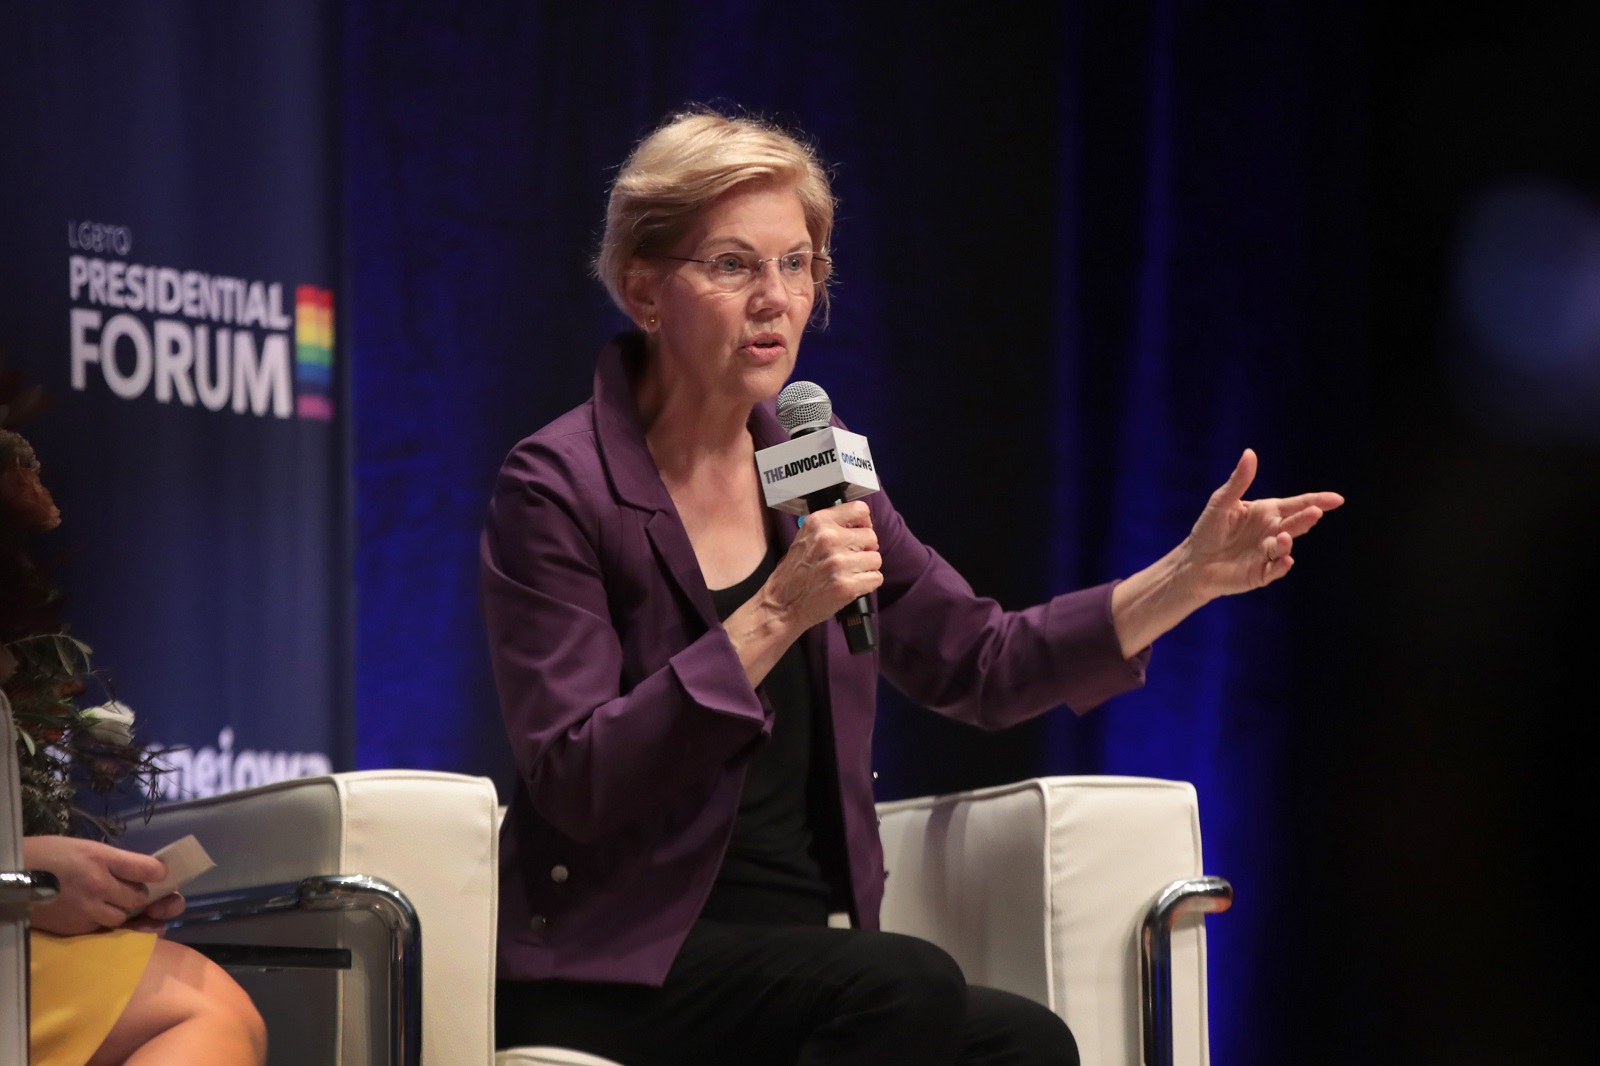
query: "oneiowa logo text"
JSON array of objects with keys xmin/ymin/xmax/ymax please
[
  {"xmin": 841, "ymin": 452, "xmax": 874, "ymax": 472},
  {"xmin": 763, "ymin": 446, "xmax": 838, "ymax": 484},
  {"xmin": 157, "ymin": 727, "xmax": 333, "ymax": 801},
  {"xmin": 66, "ymin": 250, "xmax": 335, "ymax": 421}
]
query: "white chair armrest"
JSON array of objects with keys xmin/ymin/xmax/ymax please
[
  {"xmin": 119, "ymin": 770, "xmax": 500, "ymax": 1066},
  {"xmin": 876, "ymin": 775, "xmax": 1215, "ymax": 1066}
]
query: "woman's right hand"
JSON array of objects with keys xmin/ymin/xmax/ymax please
[
  {"xmin": 763, "ymin": 500, "xmax": 883, "ymax": 635},
  {"xmin": 721, "ymin": 500, "xmax": 883, "ymax": 687},
  {"xmin": 22, "ymin": 835, "xmax": 167, "ymax": 936}
]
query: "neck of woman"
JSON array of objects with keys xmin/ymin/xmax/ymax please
[
  {"xmin": 636, "ymin": 357, "xmax": 757, "ymax": 487},
  {"xmin": 634, "ymin": 352, "xmax": 773, "ymax": 587}
]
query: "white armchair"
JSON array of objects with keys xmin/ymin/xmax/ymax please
[
  {"xmin": 105, "ymin": 771, "xmax": 1225, "ymax": 1066},
  {"xmin": 875, "ymin": 777, "xmax": 1227, "ymax": 1066},
  {"xmin": 117, "ymin": 771, "xmax": 501, "ymax": 1066}
]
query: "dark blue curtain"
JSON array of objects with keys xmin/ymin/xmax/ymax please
[
  {"xmin": 344, "ymin": 3, "xmax": 1366, "ymax": 1059},
  {"xmin": 341, "ymin": 0, "xmax": 1600, "ymax": 1056}
]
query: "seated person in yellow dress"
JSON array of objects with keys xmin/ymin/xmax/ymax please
[
  {"xmin": 22, "ymin": 830, "xmax": 267, "ymax": 1066},
  {"xmin": 3, "ymin": 417, "xmax": 267, "ymax": 1066}
]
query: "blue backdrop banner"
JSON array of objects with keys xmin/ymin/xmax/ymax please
[{"xmin": 0, "ymin": 2, "xmax": 349, "ymax": 801}]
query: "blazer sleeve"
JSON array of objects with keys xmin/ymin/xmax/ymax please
[
  {"xmin": 479, "ymin": 431, "xmax": 768, "ymax": 844},
  {"xmin": 871, "ymin": 484, "xmax": 1149, "ymax": 729}
]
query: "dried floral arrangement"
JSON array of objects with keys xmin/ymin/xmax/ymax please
[{"xmin": 2, "ymin": 371, "xmax": 167, "ymax": 836}]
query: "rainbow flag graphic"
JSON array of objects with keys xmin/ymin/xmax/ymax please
[{"xmin": 295, "ymin": 285, "xmax": 335, "ymax": 421}]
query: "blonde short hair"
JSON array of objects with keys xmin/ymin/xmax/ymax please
[{"xmin": 596, "ymin": 108, "xmax": 835, "ymax": 317}]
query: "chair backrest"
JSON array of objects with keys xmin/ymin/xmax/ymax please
[{"xmin": 2, "ymin": 691, "xmax": 32, "ymax": 1066}]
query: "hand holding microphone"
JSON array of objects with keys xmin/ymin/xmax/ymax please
[
  {"xmin": 765, "ymin": 499, "xmax": 882, "ymax": 648},
  {"xmin": 755, "ymin": 381, "xmax": 882, "ymax": 653}
]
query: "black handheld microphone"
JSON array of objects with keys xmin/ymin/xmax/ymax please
[{"xmin": 767, "ymin": 381, "xmax": 878, "ymax": 654}]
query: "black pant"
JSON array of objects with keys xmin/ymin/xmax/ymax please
[{"xmin": 496, "ymin": 920, "xmax": 1079, "ymax": 1066}]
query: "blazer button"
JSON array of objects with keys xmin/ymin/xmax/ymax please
[
  {"xmin": 550, "ymin": 864, "xmax": 570, "ymax": 884},
  {"xmin": 529, "ymin": 915, "xmax": 547, "ymax": 932}
]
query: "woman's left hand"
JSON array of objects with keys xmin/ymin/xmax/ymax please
[
  {"xmin": 1185, "ymin": 448, "xmax": 1344, "ymax": 598},
  {"xmin": 1111, "ymin": 448, "xmax": 1344, "ymax": 658}
]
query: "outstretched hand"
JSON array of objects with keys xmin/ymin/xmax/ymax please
[
  {"xmin": 1186, "ymin": 448, "xmax": 1344, "ymax": 599},
  {"xmin": 1111, "ymin": 448, "xmax": 1346, "ymax": 658}
]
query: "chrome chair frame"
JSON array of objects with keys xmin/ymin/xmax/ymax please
[
  {"xmin": 173, "ymin": 874, "xmax": 422, "ymax": 1066},
  {"xmin": 0, "ymin": 872, "xmax": 59, "ymax": 908},
  {"xmin": 1140, "ymin": 876, "xmax": 1234, "ymax": 1066}
]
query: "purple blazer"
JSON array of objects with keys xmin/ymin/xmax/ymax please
[{"xmin": 480, "ymin": 334, "xmax": 1148, "ymax": 985}]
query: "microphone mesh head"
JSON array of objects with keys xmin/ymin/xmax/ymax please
[{"xmin": 777, "ymin": 380, "xmax": 833, "ymax": 437}]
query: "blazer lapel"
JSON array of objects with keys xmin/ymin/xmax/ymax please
[
  {"xmin": 591, "ymin": 333, "xmax": 720, "ymax": 632},
  {"xmin": 646, "ymin": 507, "xmax": 718, "ymax": 631}
]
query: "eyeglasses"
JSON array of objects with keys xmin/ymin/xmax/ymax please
[{"xmin": 658, "ymin": 250, "xmax": 832, "ymax": 295}]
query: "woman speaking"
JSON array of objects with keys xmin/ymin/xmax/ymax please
[{"xmin": 481, "ymin": 108, "xmax": 1342, "ymax": 1065}]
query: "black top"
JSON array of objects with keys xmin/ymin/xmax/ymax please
[{"xmin": 701, "ymin": 539, "xmax": 834, "ymax": 926}]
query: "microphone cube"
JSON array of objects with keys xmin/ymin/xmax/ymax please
[{"xmin": 755, "ymin": 427, "xmax": 880, "ymax": 515}]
